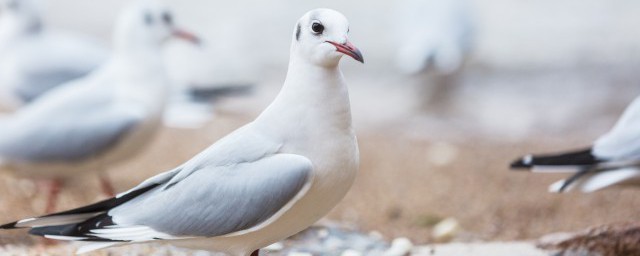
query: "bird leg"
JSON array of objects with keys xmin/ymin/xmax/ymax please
[
  {"xmin": 98, "ymin": 173, "xmax": 116, "ymax": 197},
  {"xmin": 44, "ymin": 179, "xmax": 62, "ymax": 214},
  {"xmin": 250, "ymin": 249, "xmax": 260, "ymax": 256}
]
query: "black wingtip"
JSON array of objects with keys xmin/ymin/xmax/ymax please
[
  {"xmin": 0, "ymin": 221, "xmax": 19, "ymax": 229},
  {"xmin": 509, "ymin": 148, "xmax": 600, "ymax": 170}
]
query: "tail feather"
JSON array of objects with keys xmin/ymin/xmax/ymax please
[
  {"xmin": 0, "ymin": 183, "xmax": 159, "ymax": 230},
  {"xmin": 581, "ymin": 168, "xmax": 640, "ymax": 192},
  {"xmin": 511, "ymin": 148, "xmax": 602, "ymax": 170},
  {"xmin": 548, "ymin": 168, "xmax": 640, "ymax": 193},
  {"xmin": 7, "ymin": 213, "xmax": 100, "ymax": 229}
]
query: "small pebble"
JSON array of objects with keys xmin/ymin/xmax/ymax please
[
  {"xmin": 384, "ymin": 237, "xmax": 413, "ymax": 256},
  {"xmin": 432, "ymin": 217, "xmax": 460, "ymax": 242}
]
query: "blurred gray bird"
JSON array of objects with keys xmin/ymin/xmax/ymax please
[
  {"xmin": 1, "ymin": 8, "xmax": 362, "ymax": 256},
  {"xmin": 511, "ymin": 96, "xmax": 640, "ymax": 193},
  {"xmin": 0, "ymin": 0, "xmax": 199, "ymax": 212},
  {"xmin": 0, "ymin": 0, "xmax": 108, "ymax": 109},
  {"xmin": 395, "ymin": 0, "xmax": 474, "ymax": 75}
]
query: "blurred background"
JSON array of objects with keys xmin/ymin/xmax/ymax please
[{"xmin": 1, "ymin": 0, "xmax": 640, "ymax": 250}]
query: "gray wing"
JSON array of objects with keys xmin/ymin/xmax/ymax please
[
  {"xmin": 108, "ymin": 153, "xmax": 312, "ymax": 237},
  {"xmin": 593, "ymin": 96, "xmax": 640, "ymax": 160},
  {"xmin": 0, "ymin": 101, "xmax": 141, "ymax": 163},
  {"xmin": 13, "ymin": 69, "xmax": 94, "ymax": 103}
]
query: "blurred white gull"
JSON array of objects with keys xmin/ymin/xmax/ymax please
[
  {"xmin": 394, "ymin": 0, "xmax": 474, "ymax": 75},
  {"xmin": 1, "ymin": 8, "xmax": 363, "ymax": 256},
  {"xmin": 511, "ymin": 96, "xmax": 640, "ymax": 193},
  {"xmin": 0, "ymin": 0, "xmax": 199, "ymax": 212},
  {"xmin": 0, "ymin": 0, "xmax": 108, "ymax": 109},
  {"xmin": 0, "ymin": 0, "xmax": 235, "ymax": 128}
]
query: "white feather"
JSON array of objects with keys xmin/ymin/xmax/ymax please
[
  {"xmin": 89, "ymin": 225, "xmax": 183, "ymax": 241},
  {"xmin": 15, "ymin": 213, "xmax": 100, "ymax": 228},
  {"xmin": 43, "ymin": 235, "xmax": 85, "ymax": 241},
  {"xmin": 581, "ymin": 168, "xmax": 640, "ymax": 192}
]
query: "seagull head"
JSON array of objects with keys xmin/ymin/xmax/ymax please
[
  {"xmin": 292, "ymin": 8, "xmax": 363, "ymax": 67},
  {"xmin": 0, "ymin": 0, "xmax": 42, "ymax": 35},
  {"xmin": 114, "ymin": 0, "xmax": 200, "ymax": 52}
]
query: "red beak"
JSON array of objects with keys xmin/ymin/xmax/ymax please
[
  {"xmin": 172, "ymin": 28, "xmax": 201, "ymax": 45},
  {"xmin": 327, "ymin": 40, "xmax": 364, "ymax": 63}
]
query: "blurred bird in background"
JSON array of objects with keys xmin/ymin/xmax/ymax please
[
  {"xmin": 0, "ymin": 0, "xmax": 251, "ymax": 128},
  {"xmin": 511, "ymin": 95, "xmax": 640, "ymax": 193},
  {"xmin": 394, "ymin": 0, "xmax": 474, "ymax": 112},
  {"xmin": 0, "ymin": 0, "xmax": 199, "ymax": 213},
  {"xmin": 0, "ymin": 0, "xmax": 108, "ymax": 110}
]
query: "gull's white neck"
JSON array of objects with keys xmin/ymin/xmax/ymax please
[{"xmin": 255, "ymin": 51, "xmax": 353, "ymax": 140}]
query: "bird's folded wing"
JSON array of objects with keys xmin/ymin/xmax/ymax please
[
  {"xmin": 24, "ymin": 153, "xmax": 312, "ymax": 244},
  {"xmin": 0, "ymin": 104, "xmax": 142, "ymax": 163},
  {"xmin": 13, "ymin": 69, "xmax": 94, "ymax": 103},
  {"xmin": 108, "ymin": 153, "xmax": 313, "ymax": 238}
]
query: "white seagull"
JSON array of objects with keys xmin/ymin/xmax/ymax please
[
  {"xmin": 0, "ymin": 0, "xmax": 199, "ymax": 212},
  {"xmin": 511, "ymin": 96, "xmax": 640, "ymax": 193},
  {"xmin": 1, "ymin": 8, "xmax": 363, "ymax": 256},
  {"xmin": 394, "ymin": 0, "xmax": 474, "ymax": 75},
  {"xmin": 0, "ymin": 0, "xmax": 108, "ymax": 109}
]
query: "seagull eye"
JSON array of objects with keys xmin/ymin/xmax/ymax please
[
  {"xmin": 162, "ymin": 12, "xmax": 173, "ymax": 26},
  {"xmin": 311, "ymin": 21, "xmax": 324, "ymax": 35}
]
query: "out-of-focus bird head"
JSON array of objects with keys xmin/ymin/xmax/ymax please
[
  {"xmin": 113, "ymin": 0, "xmax": 199, "ymax": 53},
  {"xmin": 291, "ymin": 8, "xmax": 364, "ymax": 67},
  {"xmin": 0, "ymin": 0, "xmax": 42, "ymax": 36}
]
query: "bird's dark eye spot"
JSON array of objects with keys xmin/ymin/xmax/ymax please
[
  {"xmin": 162, "ymin": 12, "xmax": 173, "ymax": 26},
  {"xmin": 311, "ymin": 21, "xmax": 324, "ymax": 35},
  {"xmin": 144, "ymin": 12, "xmax": 154, "ymax": 25}
]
